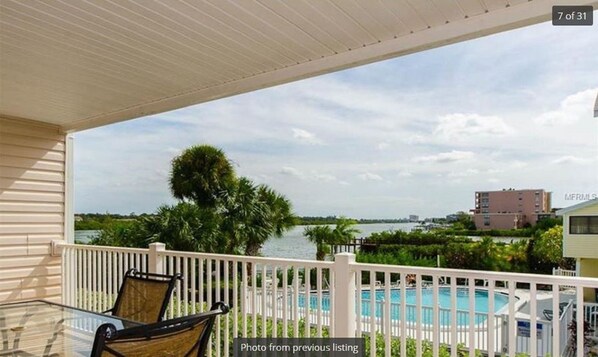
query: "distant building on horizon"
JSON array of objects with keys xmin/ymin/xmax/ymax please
[
  {"xmin": 471, "ymin": 188, "xmax": 552, "ymax": 230},
  {"xmin": 409, "ymin": 215, "xmax": 419, "ymax": 222}
]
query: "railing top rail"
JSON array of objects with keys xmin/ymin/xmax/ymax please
[
  {"xmin": 61, "ymin": 242, "xmax": 598, "ymax": 287},
  {"xmin": 351, "ymin": 261, "xmax": 598, "ymax": 287},
  {"xmin": 163, "ymin": 250, "xmax": 334, "ymax": 268},
  {"xmin": 60, "ymin": 243, "xmax": 149, "ymax": 254},
  {"xmin": 60, "ymin": 243, "xmax": 334, "ymax": 268}
]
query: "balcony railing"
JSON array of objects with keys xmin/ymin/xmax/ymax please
[{"xmin": 57, "ymin": 242, "xmax": 598, "ymax": 357}]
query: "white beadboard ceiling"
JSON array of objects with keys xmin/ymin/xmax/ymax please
[{"xmin": 1, "ymin": 0, "xmax": 595, "ymax": 132}]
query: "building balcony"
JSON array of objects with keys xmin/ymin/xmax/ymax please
[{"xmin": 49, "ymin": 242, "xmax": 598, "ymax": 356}]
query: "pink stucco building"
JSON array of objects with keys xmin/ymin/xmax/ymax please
[{"xmin": 472, "ymin": 189, "xmax": 552, "ymax": 230}]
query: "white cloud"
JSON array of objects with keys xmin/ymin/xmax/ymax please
[
  {"xmin": 551, "ymin": 156, "xmax": 591, "ymax": 164},
  {"xmin": 280, "ymin": 166, "xmax": 305, "ymax": 179},
  {"xmin": 510, "ymin": 161, "xmax": 528, "ymax": 169},
  {"xmin": 280, "ymin": 167, "xmax": 338, "ymax": 183},
  {"xmin": 447, "ymin": 169, "xmax": 479, "ymax": 178},
  {"xmin": 434, "ymin": 113, "xmax": 514, "ymax": 140},
  {"xmin": 314, "ymin": 173, "xmax": 337, "ymax": 182},
  {"xmin": 292, "ymin": 128, "xmax": 323, "ymax": 145},
  {"xmin": 73, "ymin": 23, "xmax": 598, "ymax": 218},
  {"xmin": 406, "ymin": 135, "xmax": 427, "ymax": 144},
  {"xmin": 358, "ymin": 172, "xmax": 383, "ymax": 181},
  {"xmin": 165, "ymin": 147, "xmax": 181, "ymax": 154},
  {"xmin": 377, "ymin": 142, "xmax": 390, "ymax": 150},
  {"xmin": 413, "ymin": 150, "xmax": 475, "ymax": 163},
  {"xmin": 534, "ymin": 88, "xmax": 597, "ymax": 126}
]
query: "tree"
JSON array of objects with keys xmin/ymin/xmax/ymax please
[
  {"xmin": 93, "ymin": 145, "xmax": 296, "ymax": 256},
  {"xmin": 243, "ymin": 185, "xmax": 296, "ymax": 256},
  {"xmin": 169, "ymin": 145, "xmax": 296, "ymax": 255},
  {"xmin": 472, "ymin": 237, "xmax": 499, "ymax": 270},
  {"xmin": 332, "ymin": 217, "xmax": 360, "ymax": 244},
  {"xmin": 503, "ymin": 239, "xmax": 529, "ymax": 272},
  {"xmin": 451, "ymin": 211, "xmax": 476, "ymax": 230},
  {"xmin": 140, "ymin": 203, "xmax": 224, "ymax": 253},
  {"xmin": 532, "ymin": 225, "xmax": 563, "ymax": 265},
  {"xmin": 304, "ymin": 225, "xmax": 335, "ymax": 261},
  {"xmin": 169, "ymin": 145, "xmax": 236, "ymax": 207},
  {"xmin": 90, "ymin": 220, "xmax": 145, "ymax": 248}
]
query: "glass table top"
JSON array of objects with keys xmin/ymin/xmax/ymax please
[{"xmin": 0, "ymin": 300, "xmax": 140, "ymax": 356}]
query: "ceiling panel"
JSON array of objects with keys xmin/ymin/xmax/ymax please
[{"xmin": 1, "ymin": 0, "xmax": 594, "ymax": 132}]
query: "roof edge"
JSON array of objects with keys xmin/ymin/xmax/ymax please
[{"xmin": 556, "ymin": 198, "xmax": 598, "ymax": 215}]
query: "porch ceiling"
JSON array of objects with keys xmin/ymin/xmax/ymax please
[{"xmin": 1, "ymin": 0, "xmax": 595, "ymax": 132}]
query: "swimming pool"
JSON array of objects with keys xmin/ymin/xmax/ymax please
[{"xmin": 297, "ymin": 287, "xmax": 511, "ymax": 326}]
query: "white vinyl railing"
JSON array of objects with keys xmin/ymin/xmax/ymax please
[
  {"xmin": 59, "ymin": 242, "xmax": 598, "ymax": 357},
  {"xmin": 553, "ymin": 267, "xmax": 577, "ymax": 278}
]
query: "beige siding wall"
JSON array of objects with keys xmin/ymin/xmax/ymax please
[
  {"xmin": 0, "ymin": 117, "xmax": 65, "ymax": 303},
  {"xmin": 579, "ymin": 258, "xmax": 598, "ymax": 301},
  {"xmin": 562, "ymin": 203, "xmax": 598, "ymax": 259}
]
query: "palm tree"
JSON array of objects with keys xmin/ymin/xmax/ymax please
[
  {"xmin": 475, "ymin": 236, "xmax": 499, "ymax": 270},
  {"xmin": 220, "ymin": 177, "xmax": 269, "ymax": 255},
  {"xmin": 168, "ymin": 144, "xmax": 296, "ymax": 256},
  {"xmin": 169, "ymin": 145, "xmax": 236, "ymax": 207},
  {"xmin": 140, "ymin": 203, "xmax": 224, "ymax": 253},
  {"xmin": 304, "ymin": 225, "xmax": 334, "ymax": 261},
  {"xmin": 332, "ymin": 217, "xmax": 360, "ymax": 244},
  {"xmin": 243, "ymin": 185, "xmax": 296, "ymax": 256}
]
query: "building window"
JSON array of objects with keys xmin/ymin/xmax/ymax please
[{"xmin": 570, "ymin": 216, "xmax": 598, "ymax": 234}]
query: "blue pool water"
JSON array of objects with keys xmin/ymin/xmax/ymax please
[{"xmin": 298, "ymin": 287, "xmax": 510, "ymax": 326}]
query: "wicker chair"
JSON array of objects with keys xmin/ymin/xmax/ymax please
[
  {"xmin": 90, "ymin": 302, "xmax": 230, "ymax": 357},
  {"xmin": 106, "ymin": 268, "xmax": 182, "ymax": 323}
]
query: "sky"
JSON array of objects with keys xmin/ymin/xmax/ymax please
[{"xmin": 73, "ymin": 21, "xmax": 598, "ymax": 219}]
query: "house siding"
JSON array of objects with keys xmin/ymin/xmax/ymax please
[
  {"xmin": 580, "ymin": 258, "xmax": 598, "ymax": 301},
  {"xmin": 562, "ymin": 203, "xmax": 598, "ymax": 259},
  {"xmin": 0, "ymin": 117, "xmax": 65, "ymax": 303}
]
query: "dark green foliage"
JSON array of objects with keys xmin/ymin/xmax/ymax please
[
  {"xmin": 356, "ymin": 230, "xmax": 540, "ymax": 273},
  {"xmin": 169, "ymin": 145, "xmax": 236, "ymax": 207},
  {"xmin": 89, "ymin": 220, "xmax": 146, "ymax": 247},
  {"xmin": 367, "ymin": 230, "xmax": 472, "ymax": 245},
  {"xmin": 450, "ymin": 211, "xmax": 477, "ymax": 230},
  {"xmin": 357, "ymin": 251, "xmax": 437, "ymax": 267},
  {"xmin": 443, "ymin": 242, "xmax": 477, "ymax": 269},
  {"xmin": 441, "ymin": 228, "xmax": 533, "ymax": 237},
  {"xmin": 75, "ymin": 213, "xmax": 142, "ymax": 231},
  {"xmin": 140, "ymin": 203, "xmax": 224, "ymax": 253}
]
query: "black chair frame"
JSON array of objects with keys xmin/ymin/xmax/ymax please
[{"xmin": 90, "ymin": 302, "xmax": 229, "ymax": 357}]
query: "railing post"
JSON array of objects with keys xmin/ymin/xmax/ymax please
[
  {"xmin": 333, "ymin": 252, "xmax": 356, "ymax": 337},
  {"xmin": 149, "ymin": 242, "xmax": 166, "ymax": 274}
]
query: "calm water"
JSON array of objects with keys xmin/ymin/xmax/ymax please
[
  {"xmin": 261, "ymin": 223, "xmax": 418, "ymax": 260},
  {"xmin": 75, "ymin": 223, "xmax": 418, "ymax": 260}
]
